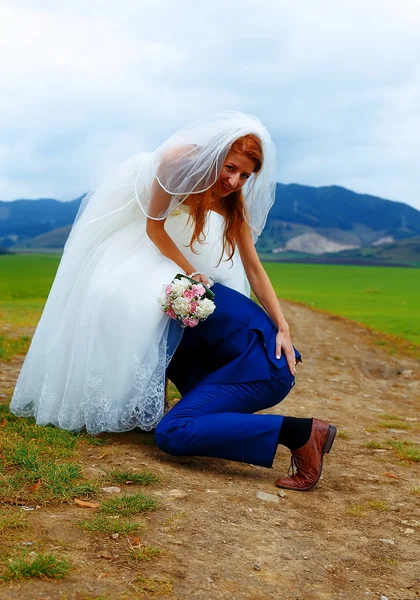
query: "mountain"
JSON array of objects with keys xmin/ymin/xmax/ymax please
[
  {"xmin": 270, "ymin": 184, "xmax": 420, "ymax": 234},
  {"xmin": 0, "ymin": 197, "xmax": 82, "ymax": 247},
  {"xmin": 1, "ymin": 185, "xmax": 420, "ymax": 266},
  {"xmin": 256, "ymin": 184, "xmax": 420, "ymax": 253}
]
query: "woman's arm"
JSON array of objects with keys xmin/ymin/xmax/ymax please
[
  {"xmin": 145, "ymin": 180, "xmax": 210, "ymax": 285},
  {"xmin": 237, "ymin": 221, "xmax": 297, "ymax": 373}
]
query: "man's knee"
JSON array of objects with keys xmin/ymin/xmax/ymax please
[
  {"xmin": 270, "ymin": 365, "xmax": 296, "ymax": 402},
  {"xmin": 154, "ymin": 418, "xmax": 187, "ymax": 456}
]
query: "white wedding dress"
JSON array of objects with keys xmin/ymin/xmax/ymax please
[
  {"xmin": 10, "ymin": 202, "xmax": 249, "ymax": 434},
  {"xmin": 10, "ymin": 111, "xmax": 276, "ymax": 434}
]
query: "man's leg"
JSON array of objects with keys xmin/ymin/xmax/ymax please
[
  {"xmin": 156, "ymin": 367, "xmax": 337, "ymax": 490},
  {"xmin": 155, "ymin": 376, "xmax": 291, "ymax": 468}
]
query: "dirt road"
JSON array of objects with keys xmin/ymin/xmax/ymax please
[{"xmin": 1, "ymin": 301, "xmax": 419, "ymax": 599}]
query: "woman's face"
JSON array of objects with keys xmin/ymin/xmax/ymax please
[{"xmin": 216, "ymin": 151, "xmax": 256, "ymax": 198}]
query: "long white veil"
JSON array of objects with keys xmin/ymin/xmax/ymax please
[{"xmin": 10, "ymin": 111, "xmax": 277, "ymax": 434}]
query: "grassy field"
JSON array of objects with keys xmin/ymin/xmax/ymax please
[
  {"xmin": 0, "ymin": 255, "xmax": 62, "ymax": 360},
  {"xmin": 263, "ymin": 262, "xmax": 420, "ymax": 346},
  {"xmin": 0, "ymin": 255, "xmax": 419, "ymax": 357}
]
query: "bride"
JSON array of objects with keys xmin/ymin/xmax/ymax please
[{"xmin": 10, "ymin": 111, "xmax": 296, "ymax": 434}]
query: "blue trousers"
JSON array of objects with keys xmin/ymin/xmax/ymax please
[{"xmin": 155, "ymin": 362, "xmax": 295, "ymax": 469}]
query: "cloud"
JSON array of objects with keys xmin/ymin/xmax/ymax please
[{"xmin": 0, "ymin": 0, "xmax": 419, "ymax": 208}]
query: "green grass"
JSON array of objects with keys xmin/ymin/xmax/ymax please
[
  {"xmin": 0, "ymin": 254, "xmax": 61, "ymax": 360},
  {"xmin": 367, "ymin": 500, "xmax": 389, "ymax": 511},
  {"xmin": 365, "ymin": 439, "xmax": 420, "ymax": 463},
  {"xmin": 0, "ymin": 335, "xmax": 31, "ymax": 361},
  {"xmin": 1, "ymin": 256, "xmax": 419, "ymax": 360},
  {"xmin": 388, "ymin": 441, "xmax": 420, "ymax": 463},
  {"xmin": 0, "ymin": 508, "xmax": 27, "ymax": 533},
  {"xmin": 99, "ymin": 493, "xmax": 158, "ymax": 517},
  {"xmin": 365, "ymin": 441, "xmax": 387, "ymax": 450},
  {"xmin": 108, "ymin": 469, "xmax": 161, "ymax": 486},
  {"xmin": 345, "ymin": 504, "xmax": 366, "ymax": 517},
  {"xmin": 0, "ymin": 406, "xmax": 99, "ymax": 503},
  {"xmin": 377, "ymin": 420, "xmax": 411, "ymax": 430},
  {"xmin": 0, "ymin": 254, "xmax": 61, "ymax": 302},
  {"xmin": 1, "ymin": 551, "xmax": 72, "ymax": 581},
  {"xmin": 263, "ymin": 262, "xmax": 420, "ymax": 346},
  {"xmin": 78, "ymin": 516, "xmax": 142, "ymax": 535},
  {"xmin": 130, "ymin": 545, "xmax": 165, "ymax": 561},
  {"xmin": 345, "ymin": 500, "xmax": 389, "ymax": 517},
  {"xmin": 135, "ymin": 574, "xmax": 173, "ymax": 595}
]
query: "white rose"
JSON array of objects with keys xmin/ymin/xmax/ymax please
[
  {"xmin": 172, "ymin": 296, "xmax": 190, "ymax": 316},
  {"xmin": 157, "ymin": 294, "xmax": 167, "ymax": 309},
  {"xmin": 171, "ymin": 278, "xmax": 190, "ymax": 295},
  {"xmin": 195, "ymin": 298, "xmax": 215, "ymax": 319}
]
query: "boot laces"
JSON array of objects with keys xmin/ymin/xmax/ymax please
[{"xmin": 288, "ymin": 454, "xmax": 304, "ymax": 476}]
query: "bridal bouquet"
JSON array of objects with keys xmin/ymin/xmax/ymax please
[{"xmin": 159, "ymin": 274, "xmax": 215, "ymax": 328}]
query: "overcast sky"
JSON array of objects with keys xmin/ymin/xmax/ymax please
[{"xmin": 1, "ymin": 0, "xmax": 419, "ymax": 210}]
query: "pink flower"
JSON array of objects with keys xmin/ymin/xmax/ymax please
[
  {"xmin": 189, "ymin": 301, "xmax": 199, "ymax": 312},
  {"xmin": 192, "ymin": 283, "xmax": 206, "ymax": 297},
  {"xmin": 183, "ymin": 316, "xmax": 199, "ymax": 327},
  {"xmin": 165, "ymin": 284, "xmax": 173, "ymax": 295},
  {"xmin": 166, "ymin": 307, "xmax": 177, "ymax": 319},
  {"xmin": 183, "ymin": 289, "xmax": 195, "ymax": 300}
]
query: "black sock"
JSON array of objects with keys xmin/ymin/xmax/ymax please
[{"xmin": 277, "ymin": 417, "xmax": 313, "ymax": 451}]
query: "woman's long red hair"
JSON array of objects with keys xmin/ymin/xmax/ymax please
[{"xmin": 187, "ymin": 134, "xmax": 263, "ymax": 262}]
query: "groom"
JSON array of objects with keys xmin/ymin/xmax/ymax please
[{"xmin": 155, "ymin": 283, "xmax": 336, "ymax": 491}]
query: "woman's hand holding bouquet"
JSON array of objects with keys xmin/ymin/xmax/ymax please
[{"xmin": 159, "ymin": 274, "xmax": 215, "ymax": 328}]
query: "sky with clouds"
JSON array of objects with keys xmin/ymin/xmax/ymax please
[{"xmin": 1, "ymin": 0, "xmax": 419, "ymax": 210}]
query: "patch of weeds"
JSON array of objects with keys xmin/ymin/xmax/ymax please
[
  {"xmin": 136, "ymin": 574, "xmax": 173, "ymax": 595},
  {"xmin": 3, "ymin": 421, "xmax": 79, "ymax": 456},
  {"xmin": 388, "ymin": 441, "xmax": 420, "ymax": 463},
  {"xmin": 100, "ymin": 493, "xmax": 158, "ymax": 517},
  {"xmin": 0, "ymin": 509, "xmax": 26, "ymax": 533},
  {"xmin": 167, "ymin": 381, "xmax": 180, "ymax": 403},
  {"xmin": 80, "ymin": 435, "xmax": 110, "ymax": 446},
  {"xmin": 70, "ymin": 482, "xmax": 100, "ymax": 498},
  {"xmin": 345, "ymin": 504, "xmax": 366, "ymax": 518},
  {"xmin": 365, "ymin": 441, "xmax": 387, "ymax": 450},
  {"xmin": 410, "ymin": 486, "xmax": 420, "ymax": 496},
  {"xmin": 383, "ymin": 558, "xmax": 399, "ymax": 565},
  {"xmin": 78, "ymin": 516, "xmax": 141, "ymax": 535},
  {"xmin": 0, "ymin": 335, "xmax": 31, "ymax": 361},
  {"xmin": 1, "ymin": 460, "xmax": 98, "ymax": 503},
  {"xmin": 377, "ymin": 414, "xmax": 411, "ymax": 430},
  {"xmin": 0, "ymin": 411, "xmax": 99, "ymax": 503},
  {"xmin": 364, "ymin": 427, "xmax": 378, "ymax": 433},
  {"xmin": 162, "ymin": 512, "xmax": 186, "ymax": 529},
  {"xmin": 379, "ymin": 413, "xmax": 405, "ymax": 421},
  {"xmin": 346, "ymin": 500, "xmax": 390, "ymax": 518},
  {"xmin": 1, "ymin": 551, "xmax": 72, "ymax": 581},
  {"xmin": 130, "ymin": 545, "xmax": 165, "ymax": 561},
  {"xmin": 27, "ymin": 462, "xmax": 80, "ymax": 498},
  {"xmin": 337, "ymin": 430, "xmax": 349, "ymax": 440},
  {"xmin": 378, "ymin": 420, "xmax": 411, "ymax": 430},
  {"xmin": 367, "ymin": 500, "xmax": 389, "ymax": 511},
  {"xmin": 108, "ymin": 469, "xmax": 160, "ymax": 486}
]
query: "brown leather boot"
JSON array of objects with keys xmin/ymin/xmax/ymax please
[{"xmin": 275, "ymin": 418, "xmax": 337, "ymax": 492}]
